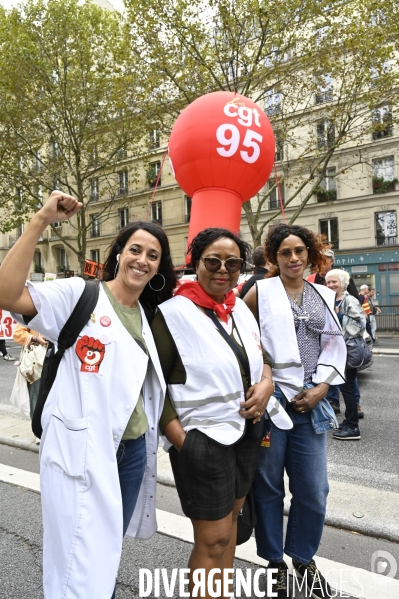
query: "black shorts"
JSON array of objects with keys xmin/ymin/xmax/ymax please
[{"xmin": 169, "ymin": 428, "xmax": 260, "ymax": 521}]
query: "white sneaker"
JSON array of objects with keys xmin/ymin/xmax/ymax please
[{"xmin": 3, "ymin": 354, "xmax": 15, "ymax": 361}]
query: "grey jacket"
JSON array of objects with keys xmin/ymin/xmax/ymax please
[{"xmin": 339, "ymin": 291, "xmax": 366, "ymax": 340}]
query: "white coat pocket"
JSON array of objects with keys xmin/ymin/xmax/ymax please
[{"xmin": 42, "ymin": 406, "xmax": 88, "ymax": 479}]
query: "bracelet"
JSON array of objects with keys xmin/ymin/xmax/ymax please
[
  {"xmin": 32, "ymin": 336, "xmax": 37, "ymax": 343},
  {"xmin": 260, "ymin": 375, "xmax": 275, "ymax": 391}
]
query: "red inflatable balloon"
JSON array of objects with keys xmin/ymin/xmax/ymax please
[{"xmin": 168, "ymin": 91, "xmax": 275, "ymax": 261}]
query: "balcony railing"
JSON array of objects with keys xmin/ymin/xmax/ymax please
[
  {"xmin": 90, "ymin": 228, "xmax": 101, "ymax": 238},
  {"xmin": 316, "ymin": 189, "xmax": 337, "ymax": 202},
  {"xmin": 376, "ymin": 236, "xmax": 397, "ymax": 246}
]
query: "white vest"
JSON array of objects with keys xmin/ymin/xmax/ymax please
[
  {"xmin": 159, "ymin": 296, "xmax": 263, "ymax": 445},
  {"xmin": 257, "ymin": 277, "xmax": 346, "ymax": 401}
]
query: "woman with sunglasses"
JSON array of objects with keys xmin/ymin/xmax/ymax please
[
  {"xmin": 244, "ymin": 224, "xmax": 346, "ymax": 599},
  {"xmin": 151, "ymin": 227, "xmax": 274, "ymax": 598}
]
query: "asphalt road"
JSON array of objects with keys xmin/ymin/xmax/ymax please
[{"xmin": 1, "ymin": 337, "xmax": 399, "ymax": 597}]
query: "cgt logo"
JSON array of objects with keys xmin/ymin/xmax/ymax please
[{"xmin": 371, "ymin": 550, "xmax": 397, "ymax": 584}]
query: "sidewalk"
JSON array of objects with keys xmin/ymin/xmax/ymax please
[{"xmin": 1, "ymin": 407, "xmax": 398, "ymax": 544}]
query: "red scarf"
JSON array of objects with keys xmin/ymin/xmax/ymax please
[{"xmin": 175, "ymin": 281, "xmax": 236, "ymax": 323}]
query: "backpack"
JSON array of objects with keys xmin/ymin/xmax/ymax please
[{"xmin": 32, "ymin": 280, "xmax": 100, "ymax": 439}]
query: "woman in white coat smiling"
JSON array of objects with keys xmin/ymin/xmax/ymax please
[{"xmin": 0, "ymin": 191, "xmax": 176, "ymax": 598}]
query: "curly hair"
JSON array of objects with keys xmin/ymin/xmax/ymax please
[
  {"xmin": 187, "ymin": 228, "xmax": 252, "ymax": 271},
  {"xmin": 264, "ymin": 223, "xmax": 329, "ymax": 277},
  {"xmin": 102, "ymin": 221, "xmax": 177, "ymax": 310}
]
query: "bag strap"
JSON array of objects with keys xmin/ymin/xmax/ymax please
[
  {"xmin": 204, "ymin": 308, "xmax": 251, "ymax": 386},
  {"xmin": 56, "ymin": 280, "xmax": 100, "ymax": 354}
]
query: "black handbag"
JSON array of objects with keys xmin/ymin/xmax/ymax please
[
  {"xmin": 345, "ymin": 336, "xmax": 372, "ymax": 369},
  {"xmin": 236, "ymin": 487, "xmax": 257, "ymax": 545}
]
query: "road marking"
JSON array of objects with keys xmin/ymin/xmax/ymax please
[{"xmin": 1, "ymin": 463, "xmax": 399, "ymax": 598}]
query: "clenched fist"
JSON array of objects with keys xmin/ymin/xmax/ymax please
[{"xmin": 76, "ymin": 335, "xmax": 105, "ymax": 373}]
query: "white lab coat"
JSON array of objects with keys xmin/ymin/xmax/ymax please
[{"xmin": 13, "ymin": 278, "xmax": 165, "ymax": 598}]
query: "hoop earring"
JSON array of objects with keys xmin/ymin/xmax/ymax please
[
  {"xmin": 114, "ymin": 262, "xmax": 119, "ymax": 279},
  {"xmin": 149, "ymin": 273, "xmax": 165, "ymax": 291}
]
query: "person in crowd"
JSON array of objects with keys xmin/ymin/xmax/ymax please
[
  {"xmin": 367, "ymin": 287, "xmax": 380, "ymax": 344},
  {"xmin": 306, "ymin": 247, "xmax": 335, "ymax": 285},
  {"xmin": 326, "ymin": 269, "xmax": 366, "ymax": 441},
  {"xmin": 0, "ymin": 191, "xmax": 176, "ymax": 599},
  {"xmin": 239, "ymin": 245, "xmax": 269, "ymax": 299},
  {"xmin": 151, "ymin": 227, "xmax": 274, "ymax": 599},
  {"xmin": 359, "ymin": 284, "xmax": 374, "ymax": 340},
  {"xmin": 245, "ymin": 223, "xmax": 346, "ymax": 599},
  {"xmin": 13, "ymin": 324, "xmax": 48, "ymax": 444},
  {"xmin": 0, "ymin": 308, "xmax": 14, "ymax": 360}
]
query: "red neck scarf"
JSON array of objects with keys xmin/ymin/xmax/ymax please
[{"xmin": 175, "ymin": 281, "xmax": 236, "ymax": 323}]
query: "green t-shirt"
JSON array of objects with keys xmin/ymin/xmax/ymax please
[{"xmin": 102, "ymin": 282, "xmax": 148, "ymax": 440}]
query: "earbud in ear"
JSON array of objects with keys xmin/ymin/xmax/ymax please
[{"xmin": 116, "ymin": 254, "xmax": 120, "ymax": 262}]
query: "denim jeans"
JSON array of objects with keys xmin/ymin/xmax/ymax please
[
  {"xmin": 338, "ymin": 368, "xmax": 359, "ymax": 429},
  {"xmin": 253, "ymin": 384, "xmax": 329, "ymax": 564},
  {"xmin": 111, "ymin": 434, "xmax": 146, "ymax": 599},
  {"xmin": 327, "ymin": 378, "xmax": 360, "ymax": 408}
]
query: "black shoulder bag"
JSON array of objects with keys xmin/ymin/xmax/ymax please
[{"xmin": 32, "ymin": 280, "xmax": 100, "ymax": 439}]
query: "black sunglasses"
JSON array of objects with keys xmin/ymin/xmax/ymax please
[{"xmin": 201, "ymin": 257, "xmax": 243, "ymax": 273}]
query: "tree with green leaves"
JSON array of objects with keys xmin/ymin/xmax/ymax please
[
  {"xmin": 125, "ymin": 0, "xmax": 399, "ymax": 247},
  {"xmin": 0, "ymin": 0, "xmax": 146, "ymax": 271}
]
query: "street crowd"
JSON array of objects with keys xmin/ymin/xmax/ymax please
[{"xmin": 0, "ymin": 191, "xmax": 377, "ymax": 599}]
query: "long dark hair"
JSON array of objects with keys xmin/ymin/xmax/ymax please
[
  {"xmin": 264, "ymin": 223, "xmax": 329, "ymax": 277},
  {"xmin": 102, "ymin": 221, "xmax": 177, "ymax": 310},
  {"xmin": 187, "ymin": 227, "xmax": 252, "ymax": 271}
]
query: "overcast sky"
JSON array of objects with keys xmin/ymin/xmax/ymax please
[{"xmin": 1, "ymin": 0, "xmax": 126, "ymax": 13}]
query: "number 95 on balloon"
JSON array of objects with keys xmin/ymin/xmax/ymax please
[{"xmin": 216, "ymin": 103, "xmax": 264, "ymax": 164}]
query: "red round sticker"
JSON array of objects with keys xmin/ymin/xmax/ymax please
[{"xmin": 100, "ymin": 316, "xmax": 111, "ymax": 327}]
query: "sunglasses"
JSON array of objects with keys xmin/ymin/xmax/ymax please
[
  {"xmin": 276, "ymin": 247, "xmax": 309, "ymax": 259},
  {"xmin": 201, "ymin": 257, "xmax": 243, "ymax": 273}
]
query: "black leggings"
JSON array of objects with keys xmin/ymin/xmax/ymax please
[{"xmin": 0, "ymin": 339, "xmax": 7, "ymax": 356}]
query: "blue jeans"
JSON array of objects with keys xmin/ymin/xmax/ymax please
[
  {"xmin": 327, "ymin": 378, "xmax": 360, "ymax": 407},
  {"xmin": 338, "ymin": 368, "xmax": 359, "ymax": 429},
  {"xmin": 253, "ymin": 384, "xmax": 329, "ymax": 564},
  {"xmin": 111, "ymin": 434, "xmax": 146, "ymax": 599}
]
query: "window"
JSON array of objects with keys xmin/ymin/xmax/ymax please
[
  {"xmin": 58, "ymin": 248, "xmax": 68, "ymax": 270},
  {"xmin": 32, "ymin": 151, "xmax": 41, "ymax": 173},
  {"xmin": 316, "ymin": 167, "xmax": 337, "ymax": 201},
  {"xmin": 91, "ymin": 214, "xmax": 100, "ymax": 238},
  {"xmin": 14, "ymin": 187, "xmax": 23, "ymax": 211},
  {"xmin": 116, "ymin": 141, "xmax": 127, "ymax": 160},
  {"xmin": 185, "ymin": 196, "xmax": 192, "ymax": 223},
  {"xmin": 53, "ymin": 175, "xmax": 62, "ymax": 191},
  {"xmin": 90, "ymin": 178, "xmax": 99, "ymax": 202},
  {"xmin": 375, "ymin": 211, "xmax": 397, "ymax": 246},
  {"xmin": 119, "ymin": 207, "xmax": 129, "ymax": 229},
  {"xmin": 151, "ymin": 201, "xmax": 162, "ymax": 225},
  {"xmin": 147, "ymin": 161, "xmax": 161, "ymax": 188},
  {"xmin": 268, "ymin": 178, "xmax": 284, "ymax": 210},
  {"xmin": 320, "ymin": 218, "xmax": 339, "ymax": 249},
  {"xmin": 149, "ymin": 129, "xmax": 160, "ymax": 150},
  {"xmin": 275, "ymin": 134, "xmax": 283, "ymax": 162},
  {"xmin": 50, "ymin": 139, "xmax": 61, "ymax": 159},
  {"xmin": 315, "ymin": 73, "xmax": 333, "ymax": 104},
  {"xmin": 317, "ymin": 120, "xmax": 335, "ymax": 149},
  {"xmin": 118, "ymin": 170, "xmax": 128, "ymax": 195},
  {"xmin": 372, "ymin": 156, "xmax": 396, "ymax": 193},
  {"xmin": 265, "ymin": 90, "xmax": 281, "ymax": 117},
  {"xmin": 88, "ymin": 146, "xmax": 98, "ymax": 166},
  {"xmin": 372, "ymin": 105, "xmax": 393, "ymax": 139},
  {"xmin": 90, "ymin": 249, "xmax": 100, "ymax": 263}
]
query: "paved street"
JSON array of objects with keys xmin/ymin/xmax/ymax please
[{"xmin": 1, "ymin": 337, "xmax": 399, "ymax": 598}]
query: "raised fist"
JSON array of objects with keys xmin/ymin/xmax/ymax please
[{"xmin": 76, "ymin": 335, "xmax": 105, "ymax": 373}]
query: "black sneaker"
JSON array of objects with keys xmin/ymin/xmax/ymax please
[
  {"xmin": 268, "ymin": 561, "xmax": 292, "ymax": 599},
  {"xmin": 293, "ymin": 559, "xmax": 334, "ymax": 598},
  {"xmin": 333, "ymin": 425, "xmax": 360, "ymax": 440}
]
